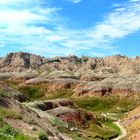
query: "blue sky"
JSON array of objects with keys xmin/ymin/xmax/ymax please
[{"xmin": 0, "ymin": 0, "xmax": 140, "ymax": 57}]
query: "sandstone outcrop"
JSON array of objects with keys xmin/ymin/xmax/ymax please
[
  {"xmin": 0, "ymin": 52, "xmax": 45, "ymax": 72},
  {"xmin": 0, "ymin": 52, "xmax": 140, "ymax": 97},
  {"xmin": 0, "ymin": 52, "xmax": 139, "ymax": 75}
]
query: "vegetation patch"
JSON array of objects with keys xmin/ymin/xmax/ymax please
[
  {"xmin": 85, "ymin": 122, "xmax": 120, "ymax": 140},
  {"xmin": 4, "ymin": 80, "xmax": 21, "ymax": 89},
  {"xmin": 45, "ymin": 89, "xmax": 74, "ymax": 100},
  {"xmin": 17, "ymin": 85, "xmax": 45, "ymax": 101},
  {"xmin": 0, "ymin": 119, "xmax": 33, "ymax": 140},
  {"xmin": 103, "ymin": 121, "xmax": 121, "ymax": 134},
  {"xmin": 73, "ymin": 96, "xmax": 140, "ymax": 114},
  {"xmin": 0, "ymin": 108, "xmax": 22, "ymax": 119},
  {"xmin": 38, "ymin": 132, "xmax": 48, "ymax": 140},
  {"xmin": 0, "ymin": 90, "xmax": 6, "ymax": 98}
]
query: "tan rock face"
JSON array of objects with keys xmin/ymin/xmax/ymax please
[
  {"xmin": 0, "ymin": 52, "xmax": 140, "ymax": 76},
  {"xmin": 0, "ymin": 52, "xmax": 140, "ymax": 75},
  {"xmin": 0, "ymin": 52, "xmax": 44, "ymax": 72},
  {"xmin": 74, "ymin": 75, "xmax": 140, "ymax": 97},
  {"xmin": 1, "ymin": 52, "xmax": 140, "ymax": 97}
]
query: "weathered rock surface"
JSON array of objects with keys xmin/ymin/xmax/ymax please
[
  {"xmin": 0, "ymin": 52, "xmax": 140, "ymax": 75},
  {"xmin": 28, "ymin": 99, "xmax": 93, "ymax": 125},
  {"xmin": 1, "ymin": 52, "xmax": 140, "ymax": 97},
  {"xmin": 2, "ymin": 52, "xmax": 137, "ymax": 139},
  {"xmin": 74, "ymin": 75, "xmax": 140, "ymax": 97},
  {"xmin": 0, "ymin": 81, "xmax": 27, "ymax": 102},
  {"xmin": 0, "ymin": 52, "xmax": 45, "ymax": 72},
  {"xmin": 0, "ymin": 86, "xmax": 72, "ymax": 140}
]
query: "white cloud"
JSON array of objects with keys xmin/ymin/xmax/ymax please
[
  {"xmin": 0, "ymin": 0, "xmax": 140, "ymax": 56},
  {"xmin": 89, "ymin": 0, "xmax": 140, "ymax": 40},
  {"xmin": 0, "ymin": 0, "xmax": 20, "ymax": 4},
  {"xmin": 0, "ymin": 43, "xmax": 5, "ymax": 48},
  {"xmin": 130, "ymin": 0, "xmax": 140, "ymax": 2}
]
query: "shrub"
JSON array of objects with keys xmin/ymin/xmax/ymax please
[
  {"xmin": 0, "ymin": 90, "xmax": 6, "ymax": 98},
  {"xmin": 39, "ymin": 132, "xmax": 48, "ymax": 140},
  {"xmin": 0, "ymin": 124, "xmax": 16, "ymax": 136}
]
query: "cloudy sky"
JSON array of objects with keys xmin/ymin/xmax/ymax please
[{"xmin": 0, "ymin": 0, "xmax": 140, "ymax": 57}]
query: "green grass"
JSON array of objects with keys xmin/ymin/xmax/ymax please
[
  {"xmin": 70, "ymin": 134, "xmax": 88, "ymax": 140},
  {"xmin": 17, "ymin": 86, "xmax": 74, "ymax": 101},
  {"xmin": 73, "ymin": 96, "xmax": 140, "ymax": 114},
  {"xmin": 2, "ymin": 80, "xmax": 140, "ymax": 139},
  {"xmin": 38, "ymin": 132, "xmax": 48, "ymax": 140},
  {"xmin": 3, "ymin": 80, "xmax": 46, "ymax": 101},
  {"xmin": 65, "ymin": 121, "xmax": 120, "ymax": 140},
  {"xmin": 86, "ymin": 122, "xmax": 120, "ymax": 140},
  {"xmin": 45, "ymin": 89, "xmax": 74, "ymax": 100},
  {"xmin": 0, "ymin": 90, "xmax": 6, "ymax": 98},
  {"xmin": 0, "ymin": 108, "xmax": 22, "ymax": 119},
  {"xmin": 0, "ymin": 119, "xmax": 33, "ymax": 140},
  {"xmin": 3, "ymin": 80, "xmax": 21, "ymax": 89},
  {"xmin": 17, "ymin": 85, "xmax": 45, "ymax": 101},
  {"xmin": 103, "ymin": 121, "xmax": 121, "ymax": 134},
  {"xmin": 44, "ymin": 113, "xmax": 68, "ymax": 128},
  {"xmin": 4, "ymin": 80, "xmax": 47, "ymax": 101},
  {"xmin": 4, "ymin": 80, "xmax": 74, "ymax": 101}
]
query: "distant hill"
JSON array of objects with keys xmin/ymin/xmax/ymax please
[{"xmin": 0, "ymin": 52, "xmax": 140, "ymax": 75}]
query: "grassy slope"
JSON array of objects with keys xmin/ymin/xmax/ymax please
[
  {"xmin": 3, "ymin": 80, "xmax": 140, "ymax": 139},
  {"xmin": 73, "ymin": 96, "xmax": 140, "ymax": 114},
  {"xmin": 0, "ymin": 119, "xmax": 34, "ymax": 140}
]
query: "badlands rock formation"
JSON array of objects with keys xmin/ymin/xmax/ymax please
[
  {"xmin": 0, "ymin": 52, "xmax": 140, "ymax": 97},
  {"xmin": 1, "ymin": 52, "xmax": 140, "ymax": 140},
  {"xmin": 0, "ymin": 52, "xmax": 139, "ymax": 74}
]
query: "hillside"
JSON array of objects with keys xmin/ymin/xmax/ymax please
[{"xmin": 0, "ymin": 52, "xmax": 140, "ymax": 140}]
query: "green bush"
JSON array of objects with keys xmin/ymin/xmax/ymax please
[
  {"xmin": 0, "ymin": 90, "xmax": 5, "ymax": 98},
  {"xmin": 39, "ymin": 132, "xmax": 48, "ymax": 140},
  {"xmin": 0, "ymin": 124, "xmax": 16, "ymax": 136}
]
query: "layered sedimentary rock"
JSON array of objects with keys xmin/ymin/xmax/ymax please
[
  {"xmin": 0, "ymin": 52, "xmax": 139, "ymax": 75},
  {"xmin": 0, "ymin": 52, "xmax": 140, "ymax": 97}
]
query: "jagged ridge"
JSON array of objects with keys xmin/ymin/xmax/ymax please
[{"xmin": 0, "ymin": 52, "xmax": 140, "ymax": 75}]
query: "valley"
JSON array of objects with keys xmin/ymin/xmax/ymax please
[{"xmin": 0, "ymin": 52, "xmax": 140, "ymax": 140}]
